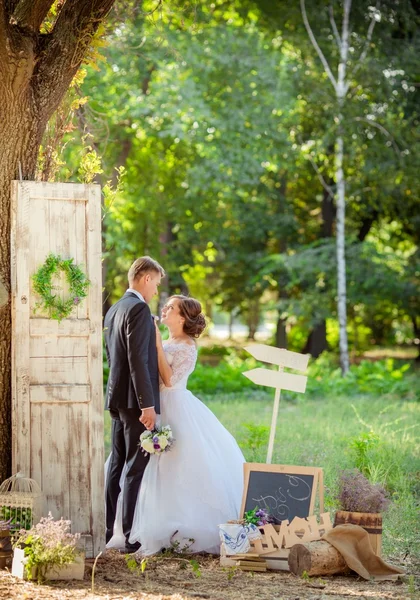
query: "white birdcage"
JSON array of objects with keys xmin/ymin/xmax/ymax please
[{"xmin": 0, "ymin": 473, "xmax": 43, "ymax": 533}]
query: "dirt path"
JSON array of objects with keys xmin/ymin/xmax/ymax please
[{"xmin": 0, "ymin": 551, "xmax": 416, "ymax": 600}]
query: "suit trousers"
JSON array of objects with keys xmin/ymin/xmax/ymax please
[{"xmin": 106, "ymin": 407, "xmax": 150, "ymax": 546}]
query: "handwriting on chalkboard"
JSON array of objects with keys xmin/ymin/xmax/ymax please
[{"xmin": 251, "ymin": 476, "xmax": 312, "ymax": 521}]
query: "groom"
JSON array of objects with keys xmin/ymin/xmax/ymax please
[{"xmin": 104, "ymin": 256, "xmax": 165, "ymax": 553}]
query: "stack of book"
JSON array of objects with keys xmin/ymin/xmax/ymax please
[{"xmin": 235, "ymin": 553, "xmax": 267, "ymax": 572}]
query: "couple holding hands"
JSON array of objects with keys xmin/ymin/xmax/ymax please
[{"xmin": 104, "ymin": 256, "xmax": 245, "ymax": 555}]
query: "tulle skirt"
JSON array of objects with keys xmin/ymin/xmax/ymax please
[{"xmin": 106, "ymin": 387, "xmax": 245, "ymax": 555}]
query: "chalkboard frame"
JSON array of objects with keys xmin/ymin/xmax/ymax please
[{"xmin": 240, "ymin": 463, "xmax": 324, "ymax": 523}]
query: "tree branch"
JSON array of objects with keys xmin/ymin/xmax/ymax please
[
  {"xmin": 300, "ymin": 0, "xmax": 337, "ymax": 92},
  {"xmin": 33, "ymin": 0, "xmax": 117, "ymax": 119},
  {"xmin": 351, "ymin": 2, "xmax": 380, "ymax": 77},
  {"xmin": 354, "ymin": 116, "xmax": 401, "ymax": 155},
  {"xmin": 329, "ymin": 3, "xmax": 341, "ymax": 48},
  {"xmin": 306, "ymin": 153, "xmax": 335, "ymax": 199},
  {"xmin": 11, "ymin": 0, "xmax": 54, "ymax": 32}
]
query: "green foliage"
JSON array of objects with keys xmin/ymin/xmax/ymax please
[
  {"xmin": 32, "ymin": 253, "xmax": 90, "ymax": 322},
  {"xmin": 188, "ymin": 358, "xmax": 258, "ymax": 395},
  {"xmin": 54, "ymin": 0, "xmax": 420, "ymax": 349},
  {"xmin": 189, "ymin": 558, "xmax": 202, "ymax": 578},
  {"xmin": 349, "ymin": 430, "xmax": 381, "ymax": 475},
  {"xmin": 240, "ymin": 423, "xmax": 270, "ymax": 462},
  {"xmin": 0, "ymin": 506, "xmax": 32, "ymax": 531},
  {"xmin": 125, "ymin": 554, "xmax": 147, "ymax": 574},
  {"xmin": 78, "ymin": 142, "xmax": 104, "ymax": 183},
  {"xmin": 222, "ymin": 565, "xmax": 239, "ymax": 581},
  {"xmin": 305, "ymin": 355, "xmax": 417, "ymax": 401}
]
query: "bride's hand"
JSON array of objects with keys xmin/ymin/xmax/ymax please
[{"xmin": 154, "ymin": 317, "xmax": 163, "ymax": 347}]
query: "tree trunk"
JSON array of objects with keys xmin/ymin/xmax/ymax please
[
  {"xmin": 275, "ymin": 315, "xmax": 287, "ymax": 348},
  {"xmin": 412, "ymin": 317, "xmax": 420, "ymax": 362},
  {"xmin": 0, "ymin": 101, "xmax": 45, "ymax": 481},
  {"xmin": 303, "ymin": 185, "xmax": 334, "ymax": 357},
  {"xmin": 321, "ymin": 186, "xmax": 335, "ymax": 238},
  {"xmin": 301, "ymin": 0, "xmax": 353, "ymax": 375},
  {"xmin": 228, "ymin": 311, "xmax": 234, "ymax": 340},
  {"xmin": 335, "ymin": 130, "xmax": 350, "ymax": 375},
  {"xmin": 0, "ymin": 0, "xmax": 118, "ymax": 482},
  {"xmin": 288, "ymin": 540, "xmax": 349, "ymax": 577},
  {"xmin": 246, "ymin": 299, "xmax": 260, "ymax": 340},
  {"xmin": 302, "ymin": 321, "xmax": 328, "ymax": 358},
  {"xmin": 334, "ymin": 0, "xmax": 351, "ymax": 375}
]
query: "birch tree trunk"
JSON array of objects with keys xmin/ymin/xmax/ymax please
[
  {"xmin": 301, "ymin": 0, "xmax": 379, "ymax": 374},
  {"xmin": 0, "ymin": 0, "xmax": 118, "ymax": 482},
  {"xmin": 335, "ymin": 128, "xmax": 349, "ymax": 373},
  {"xmin": 334, "ymin": 0, "xmax": 351, "ymax": 374}
]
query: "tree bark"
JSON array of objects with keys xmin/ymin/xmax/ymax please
[
  {"xmin": 335, "ymin": 130, "xmax": 350, "ymax": 374},
  {"xmin": 0, "ymin": 100, "xmax": 44, "ymax": 480},
  {"xmin": 0, "ymin": 0, "xmax": 118, "ymax": 482},
  {"xmin": 246, "ymin": 299, "xmax": 260, "ymax": 340},
  {"xmin": 334, "ymin": 0, "xmax": 352, "ymax": 375},
  {"xmin": 302, "ymin": 321, "xmax": 328, "ymax": 358},
  {"xmin": 303, "ymin": 180, "xmax": 335, "ymax": 356},
  {"xmin": 275, "ymin": 316, "xmax": 287, "ymax": 348}
]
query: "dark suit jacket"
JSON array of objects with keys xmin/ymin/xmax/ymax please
[{"xmin": 104, "ymin": 292, "xmax": 160, "ymax": 413}]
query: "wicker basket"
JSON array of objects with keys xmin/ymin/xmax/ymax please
[{"xmin": 0, "ymin": 473, "xmax": 43, "ymax": 533}]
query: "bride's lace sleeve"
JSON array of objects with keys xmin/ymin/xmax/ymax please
[{"xmin": 169, "ymin": 344, "xmax": 197, "ymax": 386}]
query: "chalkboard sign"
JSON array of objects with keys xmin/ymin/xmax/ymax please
[{"xmin": 241, "ymin": 463, "xmax": 323, "ymax": 524}]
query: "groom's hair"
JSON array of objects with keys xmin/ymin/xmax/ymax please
[{"xmin": 128, "ymin": 256, "xmax": 165, "ymax": 283}]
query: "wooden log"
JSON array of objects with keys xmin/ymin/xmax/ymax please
[{"xmin": 288, "ymin": 540, "xmax": 349, "ymax": 577}]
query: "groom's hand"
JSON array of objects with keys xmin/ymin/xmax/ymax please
[{"xmin": 140, "ymin": 407, "xmax": 156, "ymax": 430}]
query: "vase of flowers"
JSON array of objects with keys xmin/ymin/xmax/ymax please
[
  {"xmin": 334, "ymin": 469, "xmax": 391, "ymax": 556},
  {"xmin": 12, "ymin": 513, "xmax": 84, "ymax": 582},
  {"xmin": 243, "ymin": 506, "xmax": 273, "ymax": 527}
]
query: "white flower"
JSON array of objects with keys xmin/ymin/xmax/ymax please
[
  {"xmin": 141, "ymin": 439, "xmax": 155, "ymax": 453},
  {"xmin": 140, "ymin": 431, "xmax": 151, "ymax": 441},
  {"xmin": 157, "ymin": 435, "xmax": 168, "ymax": 450}
]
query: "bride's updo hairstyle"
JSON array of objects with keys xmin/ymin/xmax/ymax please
[{"xmin": 171, "ymin": 295, "xmax": 206, "ymax": 338}]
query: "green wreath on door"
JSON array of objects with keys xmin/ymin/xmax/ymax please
[{"xmin": 32, "ymin": 253, "xmax": 90, "ymax": 321}]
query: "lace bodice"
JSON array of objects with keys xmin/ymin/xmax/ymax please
[{"xmin": 161, "ymin": 342, "xmax": 197, "ymax": 390}]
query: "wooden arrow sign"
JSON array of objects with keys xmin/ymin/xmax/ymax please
[
  {"xmin": 243, "ymin": 368, "xmax": 307, "ymax": 393},
  {"xmin": 243, "ymin": 345, "xmax": 310, "ymax": 464},
  {"xmin": 244, "ymin": 344, "xmax": 309, "ymax": 372}
]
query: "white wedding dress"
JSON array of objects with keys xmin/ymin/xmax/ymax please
[{"xmin": 106, "ymin": 341, "xmax": 245, "ymax": 555}]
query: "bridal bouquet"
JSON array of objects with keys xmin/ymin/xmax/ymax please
[{"xmin": 139, "ymin": 425, "xmax": 174, "ymax": 455}]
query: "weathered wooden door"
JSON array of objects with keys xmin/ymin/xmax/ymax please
[{"xmin": 11, "ymin": 181, "xmax": 104, "ymax": 557}]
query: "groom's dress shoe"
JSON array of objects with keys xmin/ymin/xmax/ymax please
[{"xmin": 124, "ymin": 541, "xmax": 141, "ymax": 554}]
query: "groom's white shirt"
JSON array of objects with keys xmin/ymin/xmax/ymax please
[
  {"xmin": 126, "ymin": 288, "xmax": 145, "ymax": 302},
  {"xmin": 126, "ymin": 287, "xmax": 154, "ymax": 411}
]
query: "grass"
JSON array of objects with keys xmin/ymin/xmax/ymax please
[{"xmin": 103, "ymin": 357, "xmax": 420, "ymax": 563}]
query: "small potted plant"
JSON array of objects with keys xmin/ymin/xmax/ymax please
[
  {"xmin": 244, "ymin": 506, "xmax": 274, "ymax": 527},
  {"xmin": 334, "ymin": 469, "xmax": 391, "ymax": 556},
  {"xmin": 12, "ymin": 512, "xmax": 84, "ymax": 582},
  {"xmin": 0, "ymin": 519, "xmax": 12, "ymax": 569}
]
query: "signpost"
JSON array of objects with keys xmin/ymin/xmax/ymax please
[{"xmin": 243, "ymin": 345, "xmax": 310, "ymax": 464}]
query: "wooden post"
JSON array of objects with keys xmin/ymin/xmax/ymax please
[{"xmin": 266, "ymin": 366, "xmax": 283, "ymax": 464}]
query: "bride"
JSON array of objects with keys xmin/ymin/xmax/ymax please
[{"xmin": 107, "ymin": 295, "xmax": 245, "ymax": 555}]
